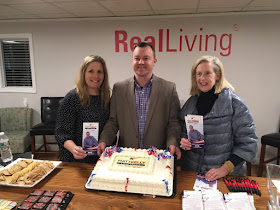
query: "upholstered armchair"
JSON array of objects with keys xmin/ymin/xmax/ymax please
[{"xmin": 0, "ymin": 107, "xmax": 33, "ymax": 154}]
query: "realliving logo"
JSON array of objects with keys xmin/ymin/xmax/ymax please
[{"xmin": 115, "ymin": 26, "xmax": 239, "ymax": 56}]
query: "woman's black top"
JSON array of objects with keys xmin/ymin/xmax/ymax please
[{"xmin": 55, "ymin": 89, "xmax": 110, "ymax": 163}]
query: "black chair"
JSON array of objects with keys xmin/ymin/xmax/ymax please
[
  {"xmin": 258, "ymin": 128, "xmax": 280, "ymax": 177},
  {"xmin": 30, "ymin": 97, "xmax": 64, "ymax": 158}
]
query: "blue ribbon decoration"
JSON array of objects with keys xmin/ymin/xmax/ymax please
[
  {"xmin": 162, "ymin": 179, "xmax": 169, "ymax": 194},
  {"xmin": 86, "ymin": 173, "xmax": 96, "ymax": 186}
]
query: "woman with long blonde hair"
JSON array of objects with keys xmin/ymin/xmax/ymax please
[{"xmin": 56, "ymin": 55, "xmax": 110, "ymax": 163}]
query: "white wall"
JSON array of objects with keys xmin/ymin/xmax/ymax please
[{"xmin": 0, "ymin": 14, "xmax": 279, "ymax": 162}]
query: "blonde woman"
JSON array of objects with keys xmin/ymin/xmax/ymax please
[
  {"xmin": 180, "ymin": 55, "xmax": 257, "ymax": 180},
  {"xmin": 55, "ymin": 55, "xmax": 110, "ymax": 163}
]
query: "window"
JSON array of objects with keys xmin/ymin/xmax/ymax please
[{"xmin": 0, "ymin": 34, "xmax": 36, "ymax": 93}]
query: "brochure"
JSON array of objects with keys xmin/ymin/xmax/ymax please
[
  {"xmin": 82, "ymin": 122, "xmax": 99, "ymax": 156},
  {"xmin": 224, "ymin": 192, "xmax": 256, "ymax": 210},
  {"xmin": 193, "ymin": 173, "xmax": 217, "ymax": 191},
  {"xmin": 182, "ymin": 190, "xmax": 203, "ymax": 210},
  {"xmin": 185, "ymin": 115, "xmax": 204, "ymax": 149},
  {"xmin": 182, "ymin": 190, "xmax": 256, "ymax": 210},
  {"xmin": 201, "ymin": 190, "xmax": 227, "ymax": 210}
]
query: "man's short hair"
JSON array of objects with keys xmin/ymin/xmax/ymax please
[{"xmin": 133, "ymin": 42, "xmax": 156, "ymax": 58}]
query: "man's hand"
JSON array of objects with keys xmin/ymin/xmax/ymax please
[
  {"xmin": 97, "ymin": 142, "xmax": 106, "ymax": 156},
  {"xmin": 168, "ymin": 145, "xmax": 181, "ymax": 160}
]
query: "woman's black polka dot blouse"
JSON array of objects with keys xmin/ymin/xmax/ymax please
[{"xmin": 55, "ymin": 89, "xmax": 110, "ymax": 163}]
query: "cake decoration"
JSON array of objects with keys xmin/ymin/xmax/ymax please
[
  {"xmin": 86, "ymin": 174, "xmax": 96, "ymax": 186},
  {"xmin": 166, "ymin": 165, "xmax": 173, "ymax": 175},
  {"xmin": 125, "ymin": 178, "xmax": 129, "ymax": 192},
  {"xmin": 162, "ymin": 179, "xmax": 170, "ymax": 194},
  {"xmin": 147, "ymin": 146, "xmax": 171, "ymax": 160},
  {"xmin": 157, "ymin": 150, "xmax": 171, "ymax": 160},
  {"xmin": 147, "ymin": 146, "xmax": 157, "ymax": 156},
  {"xmin": 103, "ymin": 146, "xmax": 123, "ymax": 157}
]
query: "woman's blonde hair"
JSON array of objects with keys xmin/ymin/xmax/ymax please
[
  {"xmin": 190, "ymin": 55, "xmax": 234, "ymax": 96},
  {"xmin": 75, "ymin": 55, "xmax": 110, "ymax": 109}
]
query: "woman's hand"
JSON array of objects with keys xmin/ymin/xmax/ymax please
[
  {"xmin": 180, "ymin": 138, "xmax": 191, "ymax": 150},
  {"xmin": 71, "ymin": 146, "xmax": 87, "ymax": 159},
  {"xmin": 64, "ymin": 140, "xmax": 86, "ymax": 160},
  {"xmin": 205, "ymin": 163, "xmax": 232, "ymax": 181}
]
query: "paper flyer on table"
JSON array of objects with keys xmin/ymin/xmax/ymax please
[
  {"xmin": 182, "ymin": 190, "xmax": 203, "ymax": 210},
  {"xmin": 193, "ymin": 173, "xmax": 217, "ymax": 191},
  {"xmin": 201, "ymin": 190, "xmax": 227, "ymax": 210},
  {"xmin": 185, "ymin": 115, "xmax": 204, "ymax": 149},
  {"xmin": 224, "ymin": 192, "xmax": 256, "ymax": 210},
  {"xmin": 82, "ymin": 122, "xmax": 99, "ymax": 156}
]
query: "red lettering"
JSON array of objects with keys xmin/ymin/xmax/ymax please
[
  {"xmin": 115, "ymin": 30, "xmax": 128, "ymax": 52},
  {"xmin": 185, "ymin": 35, "xmax": 197, "ymax": 51},
  {"xmin": 159, "ymin": 29, "xmax": 163, "ymax": 52},
  {"xmin": 205, "ymin": 34, "xmax": 217, "ymax": 51},
  {"xmin": 144, "ymin": 36, "xmax": 156, "ymax": 49},
  {"xmin": 166, "ymin": 29, "xmax": 177, "ymax": 52},
  {"xmin": 179, "ymin": 29, "xmax": 183, "ymax": 51},
  {"xmin": 114, "ymin": 28, "xmax": 233, "ymax": 56},
  {"xmin": 130, "ymin": 36, "xmax": 141, "ymax": 51},
  {"xmin": 199, "ymin": 28, "xmax": 203, "ymax": 51},
  {"xmin": 220, "ymin": 34, "xmax": 232, "ymax": 56}
]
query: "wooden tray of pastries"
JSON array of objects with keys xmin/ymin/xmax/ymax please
[{"xmin": 0, "ymin": 158, "xmax": 61, "ymax": 187}]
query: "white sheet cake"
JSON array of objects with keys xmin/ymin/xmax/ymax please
[{"xmin": 85, "ymin": 146, "xmax": 174, "ymax": 197}]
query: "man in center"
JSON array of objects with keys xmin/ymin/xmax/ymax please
[{"xmin": 98, "ymin": 42, "xmax": 181, "ymax": 159}]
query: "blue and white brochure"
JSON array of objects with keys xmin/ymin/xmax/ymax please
[
  {"xmin": 82, "ymin": 122, "xmax": 99, "ymax": 156},
  {"xmin": 185, "ymin": 115, "xmax": 204, "ymax": 149}
]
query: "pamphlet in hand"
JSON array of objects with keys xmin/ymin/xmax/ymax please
[
  {"xmin": 185, "ymin": 115, "xmax": 204, "ymax": 149},
  {"xmin": 82, "ymin": 122, "xmax": 99, "ymax": 156}
]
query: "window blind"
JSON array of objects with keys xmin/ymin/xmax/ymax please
[{"xmin": 1, "ymin": 40, "xmax": 32, "ymax": 87}]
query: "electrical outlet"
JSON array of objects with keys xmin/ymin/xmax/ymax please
[{"xmin": 23, "ymin": 98, "xmax": 28, "ymax": 107}]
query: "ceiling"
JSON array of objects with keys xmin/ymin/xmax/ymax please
[{"xmin": 0, "ymin": 0, "xmax": 279, "ymax": 21}]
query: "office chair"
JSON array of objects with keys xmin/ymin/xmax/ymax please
[{"xmin": 30, "ymin": 97, "xmax": 64, "ymax": 158}]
